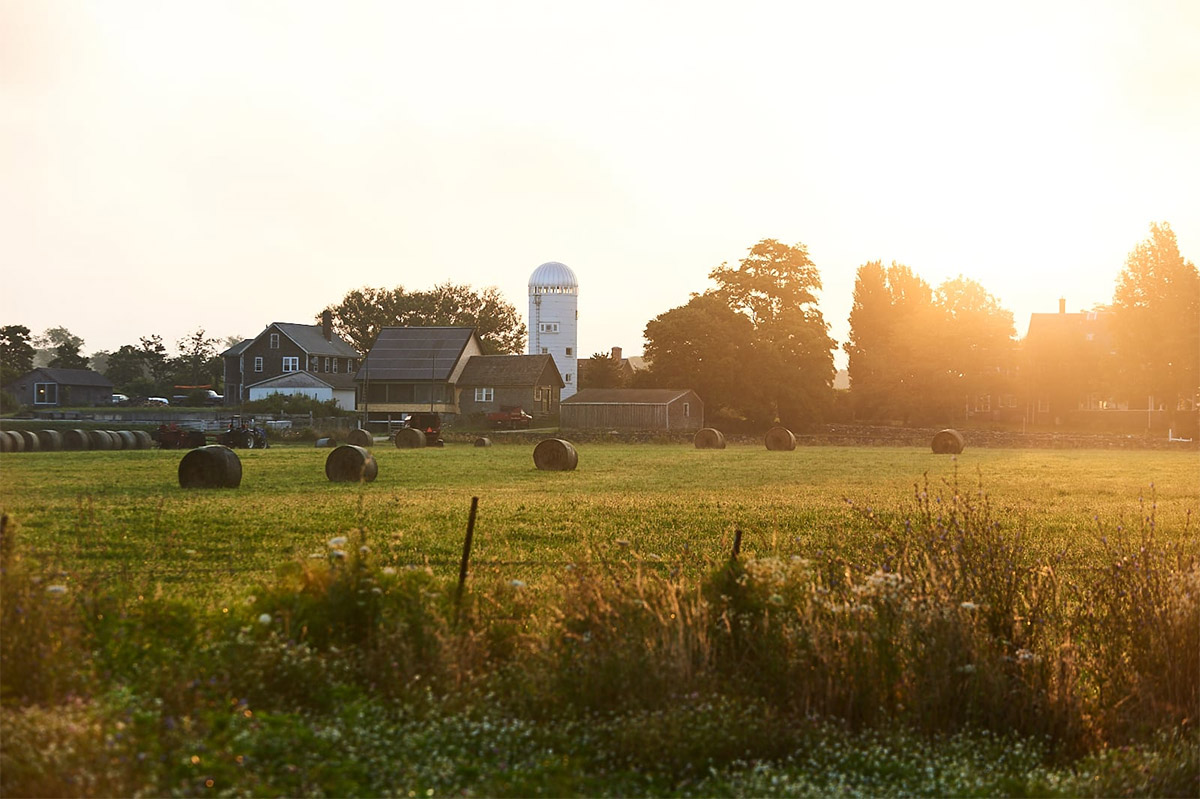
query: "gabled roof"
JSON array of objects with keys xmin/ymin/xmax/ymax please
[
  {"xmin": 221, "ymin": 338, "xmax": 254, "ymax": 357},
  {"xmin": 563, "ymin": 388, "xmax": 696, "ymax": 405},
  {"xmin": 355, "ymin": 327, "xmax": 480, "ymax": 382},
  {"xmin": 246, "ymin": 371, "xmax": 358, "ymax": 391},
  {"xmin": 6, "ymin": 367, "xmax": 113, "ymax": 388},
  {"xmin": 273, "ymin": 323, "xmax": 361, "ymax": 358},
  {"xmin": 458, "ymin": 354, "xmax": 563, "ymax": 388}
]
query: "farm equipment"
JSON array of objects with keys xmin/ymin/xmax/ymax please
[
  {"xmin": 154, "ymin": 416, "xmax": 268, "ymax": 450},
  {"xmin": 486, "ymin": 406, "xmax": 533, "ymax": 430},
  {"xmin": 154, "ymin": 424, "xmax": 207, "ymax": 449},
  {"xmin": 215, "ymin": 416, "xmax": 268, "ymax": 449}
]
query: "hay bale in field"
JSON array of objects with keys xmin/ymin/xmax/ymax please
[
  {"xmin": 86, "ymin": 430, "xmax": 112, "ymax": 450},
  {"xmin": 394, "ymin": 428, "xmax": 426, "ymax": 449},
  {"xmin": 0, "ymin": 431, "xmax": 20, "ymax": 452},
  {"xmin": 17, "ymin": 431, "xmax": 41, "ymax": 451},
  {"xmin": 106, "ymin": 431, "xmax": 125, "ymax": 451},
  {"xmin": 36, "ymin": 430, "xmax": 63, "ymax": 451},
  {"xmin": 325, "ymin": 444, "xmax": 378, "ymax": 483},
  {"xmin": 62, "ymin": 429, "xmax": 89, "ymax": 450},
  {"xmin": 694, "ymin": 427, "xmax": 726, "ymax": 449},
  {"xmin": 178, "ymin": 445, "xmax": 242, "ymax": 489},
  {"xmin": 474, "ymin": 437, "xmax": 492, "ymax": 447},
  {"xmin": 314, "ymin": 437, "xmax": 338, "ymax": 448},
  {"xmin": 931, "ymin": 428, "xmax": 965, "ymax": 454},
  {"xmin": 132, "ymin": 430, "xmax": 153, "ymax": 449},
  {"xmin": 116, "ymin": 431, "xmax": 137, "ymax": 450},
  {"xmin": 533, "ymin": 438, "xmax": 578, "ymax": 471},
  {"xmin": 346, "ymin": 428, "xmax": 373, "ymax": 448},
  {"xmin": 764, "ymin": 426, "xmax": 796, "ymax": 451}
]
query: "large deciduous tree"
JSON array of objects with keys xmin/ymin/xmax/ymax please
[
  {"xmin": 323, "ymin": 283, "xmax": 526, "ymax": 355},
  {"xmin": 174, "ymin": 328, "xmax": 221, "ymax": 387},
  {"xmin": 1110, "ymin": 222, "xmax": 1199, "ymax": 412},
  {"xmin": 0, "ymin": 325, "xmax": 35, "ymax": 384}
]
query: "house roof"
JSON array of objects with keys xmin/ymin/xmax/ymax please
[
  {"xmin": 273, "ymin": 323, "xmax": 361, "ymax": 357},
  {"xmin": 563, "ymin": 388, "xmax": 696, "ymax": 405},
  {"xmin": 457, "ymin": 354, "xmax": 563, "ymax": 388},
  {"xmin": 221, "ymin": 338, "xmax": 254, "ymax": 357},
  {"xmin": 6, "ymin": 367, "xmax": 113, "ymax": 388},
  {"xmin": 246, "ymin": 371, "xmax": 358, "ymax": 391},
  {"xmin": 355, "ymin": 327, "xmax": 479, "ymax": 382},
  {"xmin": 1025, "ymin": 310, "xmax": 1114, "ymax": 350}
]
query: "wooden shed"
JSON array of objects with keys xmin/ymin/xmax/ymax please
[{"xmin": 561, "ymin": 388, "xmax": 703, "ymax": 431}]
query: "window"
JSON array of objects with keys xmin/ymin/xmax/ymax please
[
  {"xmin": 564, "ymin": 373, "xmax": 572, "ymax": 383},
  {"xmin": 33, "ymin": 382, "xmax": 58, "ymax": 405},
  {"xmin": 269, "ymin": 333, "xmax": 280, "ymax": 349},
  {"xmin": 539, "ymin": 322, "xmax": 559, "ymax": 333},
  {"xmin": 534, "ymin": 387, "xmax": 542, "ymax": 400},
  {"xmin": 540, "ymin": 347, "xmax": 548, "ymax": 354},
  {"xmin": 974, "ymin": 394, "xmax": 991, "ymax": 412},
  {"xmin": 683, "ymin": 402, "xmax": 690, "ymax": 418},
  {"xmin": 324, "ymin": 357, "xmax": 331, "ymax": 372},
  {"xmin": 282, "ymin": 357, "xmax": 299, "ymax": 372},
  {"xmin": 332, "ymin": 359, "xmax": 339, "ymax": 373},
  {"xmin": 254, "ymin": 356, "xmax": 263, "ymax": 372},
  {"xmin": 999, "ymin": 393, "xmax": 1018, "ymax": 408},
  {"xmin": 565, "ymin": 347, "xmax": 573, "ymax": 357},
  {"xmin": 475, "ymin": 387, "xmax": 494, "ymax": 402},
  {"xmin": 1037, "ymin": 396, "xmax": 1050, "ymax": 413}
]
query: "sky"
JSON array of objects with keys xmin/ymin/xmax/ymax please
[{"xmin": 2, "ymin": 0, "xmax": 1198, "ymax": 368}]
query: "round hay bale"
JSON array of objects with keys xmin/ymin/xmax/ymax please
[
  {"xmin": 62, "ymin": 429, "xmax": 89, "ymax": 450},
  {"xmin": 931, "ymin": 428, "xmax": 965, "ymax": 454},
  {"xmin": 325, "ymin": 444, "xmax": 378, "ymax": 483},
  {"xmin": 764, "ymin": 426, "xmax": 796, "ymax": 451},
  {"xmin": 314, "ymin": 437, "xmax": 338, "ymax": 448},
  {"xmin": 116, "ymin": 430, "xmax": 137, "ymax": 450},
  {"xmin": 393, "ymin": 428, "xmax": 426, "ymax": 449},
  {"xmin": 346, "ymin": 428, "xmax": 373, "ymax": 448},
  {"xmin": 0, "ymin": 431, "xmax": 11, "ymax": 453},
  {"xmin": 533, "ymin": 438, "xmax": 578, "ymax": 471},
  {"xmin": 16, "ymin": 431, "xmax": 40, "ymax": 451},
  {"xmin": 178, "ymin": 445, "xmax": 242, "ymax": 489},
  {"xmin": 474, "ymin": 437, "xmax": 492, "ymax": 447},
  {"xmin": 693, "ymin": 427, "xmax": 726, "ymax": 449},
  {"xmin": 0, "ymin": 431, "xmax": 20, "ymax": 452},
  {"xmin": 106, "ymin": 430, "xmax": 125, "ymax": 451},
  {"xmin": 132, "ymin": 430, "xmax": 153, "ymax": 449},
  {"xmin": 36, "ymin": 429, "xmax": 63, "ymax": 451},
  {"xmin": 432, "ymin": 438, "xmax": 445, "ymax": 448},
  {"xmin": 86, "ymin": 429, "xmax": 112, "ymax": 450}
]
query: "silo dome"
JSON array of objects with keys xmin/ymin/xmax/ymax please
[{"xmin": 529, "ymin": 261, "xmax": 578, "ymax": 289}]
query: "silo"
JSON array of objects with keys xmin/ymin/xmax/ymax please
[{"xmin": 528, "ymin": 261, "xmax": 579, "ymax": 400}]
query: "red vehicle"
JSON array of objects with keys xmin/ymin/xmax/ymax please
[{"xmin": 486, "ymin": 406, "xmax": 533, "ymax": 430}]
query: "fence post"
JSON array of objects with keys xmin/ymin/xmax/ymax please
[
  {"xmin": 730, "ymin": 528, "xmax": 742, "ymax": 562},
  {"xmin": 455, "ymin": 496, "xmax": 479, "ymax": 625}
]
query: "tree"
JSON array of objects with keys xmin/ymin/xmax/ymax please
[
  {"xmin": 139, "ymin": 335, "xmax": 173, "ymax": 386},
  {"xmin": 174, "ymin": 329, "xmax": 221, "ymax": 387},
  {"xmin": 33, "ymin": 326, "xmax": 84, "ymax": 368},
  {"xmin": 935, "ymin": 276, "xmax": 1016, "ymax": 413},
  {"xmin": 0, "ymin": 325, "xmax": 35, "ymax": 384},
  {"xmin": 709, "ymin": 239, "xmax": 836, "ymax": 427},
  {"xmin": 47, "ymin": 339, "xmax": 89, "ymax": 370},
  {"xmin": 104, "ymin": 344, "xmax": 149, "ymax": 390},
  {"xmin": 1111, "ymin": 222, "xmax": 1199, "ymax": 413},
  {"xmin": 580, "ymin": 352, "xmax": 626, "ymax": 389},
  {"xmin": 323, "ymin": 283, "xmax": 527, "ymax": 355}
]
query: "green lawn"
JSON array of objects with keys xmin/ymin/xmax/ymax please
[{"xmin": 2, "ymin": 442, "xmax": 1195, "ymax": 603}]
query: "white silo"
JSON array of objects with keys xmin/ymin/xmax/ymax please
[{"xmin": 528, "ymin": 261, "xmax": 579, "ymax": 400}]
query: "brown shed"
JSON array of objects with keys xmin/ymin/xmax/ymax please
[
  {"xmin": 561, "ymin": 388, "xmax": 703, "ymax": 431},
  {"xmin": 457, "ymin": 354, "xmax": 564, "ymax": 421}
]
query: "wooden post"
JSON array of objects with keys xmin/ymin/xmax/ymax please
[
  {"xmin": 455, "ymin": 497, "xmax": 479, "ymax": 624},
  {"xmin": 730, "ymin": 527, "xmax": 742, "ymax": 562}
]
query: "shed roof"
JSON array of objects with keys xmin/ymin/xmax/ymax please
[
  {"xmin": 458, "ymin": 354, "xmax": 563, "ymax": 388},
  {"xmin": 563, "ymin": 388, "xmax": 695, "ymax": 405},
  {"xmin": 220, "ymin": 338, "xmax": 254, "ymax": 357},
  {"xmin": 8, "ymin": 367, "xmax": 113, "ymax": 388},
  {"xmin": 355, "ymin": 327, "xmax": 480, "ymax": 382}
]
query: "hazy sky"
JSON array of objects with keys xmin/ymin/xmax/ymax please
[{"xmin": 3, "ymin": 0, "xmax": 1197, "ymax": 367}]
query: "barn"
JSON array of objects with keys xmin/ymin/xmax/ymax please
[{"xmin": 561, "ymin": 388, "xmax": 703, "ymax": 431}]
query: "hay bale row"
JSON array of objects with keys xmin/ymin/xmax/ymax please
[
  {"xmin": 179, "ymin": 445, "xmax": 243, "ymax": 488},
  {"xmin": 931, "ymin": 428, "xmax": 965, "ymax": 454},
  {"xmin": 325, "ymin": 444, "xmax": 378, "ymax": 483},
  {"xmin": 0, "ymin": 429, "xmax": 153, "ymax": 453},
  {"xmin": 693, "ymin": 428, "xmax": 726, "ymax": 449},
  {"xmin": 765, "ymin": 426, "xmax": 797, "ymax": 451}
]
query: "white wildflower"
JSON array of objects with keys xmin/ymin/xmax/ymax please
[
  {"xmin": 46, "ymin": 584, "xmax": 68, "ymax": 595},
  {"xmin": 331, "ymin": 549, "xmax": 346, "ymax": 560},
  {"xmin": 511, "ymin": 579, "xmax": 526, "ymax": 588},
  {"xmin": 257, "ymin": 613, "xmax": 272, "ymax": 625},
  {"xmin": 328, "ymin": 536, "xmax": 348, "ymax": 548},
  {"xmin": 359, "ymin": 545, "xmax": 370, "ymax": 555},
  {"xmin": 381, "ymin": 566, "xmax": 397, "ymax": 576},
  {"xmin": 960, "ymin": 601, "xmax": 979, "ymax": 611}
]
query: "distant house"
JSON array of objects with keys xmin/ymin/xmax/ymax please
[
  {"xmin": 222, "ymin": 311, "xmax": 361, "ymax": 409},
  {"xmin": 577, "ymin": 346, "xmax": 650, "ymax": 389},
  {"xmin": 3, "ymin": 367, "xmax": 113, "ymax": 407},
  {"xmin": 1023, "ymin": 300, "xmax": 1119, "ymax": 425},
  {"xmin": 457, "ymin": 354, "xmax": 564, "ymax": 420},
  {"xmin": 355, "ymin": 327, "xmax": 484, "ymax": 425},
  {"xmin": 561, "ymin": 388, "xmax": 703, "ymax": 431}
]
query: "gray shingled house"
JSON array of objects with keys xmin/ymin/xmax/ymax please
[
  {"xmin": 457, "ymin": 354, "xmax": 564, "ymax": 421},
  {"xmin": 3, "ymin": 367, "xmax": 114, "ymax": 407}
]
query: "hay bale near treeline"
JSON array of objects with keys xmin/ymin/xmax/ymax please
[
  {"xmin": 347, "ymin": 428, "xmax": 373, "ymax": 448},
  {"xmin": 931, "ymin": 428, "xmax": 965, "ymax": 454},
  {"xmin": 62, "ymin": 429, "xmax": 88, "ymax": 450},
  {"xmin": 533, "ymin": 438, "xmax": 578, "ymax": 471},
  {"xmin": 394, "ymin": 428, "xmax": 426, "ymax": 449},
  {"xmin": 0, "ymin": 431, "xmax": 20, "ymax": 452},
  {"xmin": 16, "ymin": 431, "xmax": 40, "ymax": 451},
  {"xmin": 178, "ymin": 445, "xmax": 242, "ymax": 489},
  {"xmin": 474, "ymin": 437, "xmax": 492, "ymax": 447},
  {"xmin": 36, "ymin": 430, "xmax": 63, "ymax": 451},
  {"xmin": 764, "ymin": 426, "xmax": 796, "ymax": 451},
  {"xmin": 133, "ymin": 430, "xmax": 153, "ymax": 449},
  {"xmin": 694, "ymin": 428, "xmax": 726, "ymax": 449},
  {"xmin": 325, "ymin": 445, "xmax": 378, "ymax": 483}
]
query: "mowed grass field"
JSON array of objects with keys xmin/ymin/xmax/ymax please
[{"xmin": 1, "ymin": 441, "xmax": 1195, "ymax": 603}]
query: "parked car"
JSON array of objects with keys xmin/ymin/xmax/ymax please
[
  {"xmin": 145, "ymin": 397, "xmax": 169, "ymax": 406},
  {"xmin": 111, "ymin": 393, "xmax": 129, "ymax": 405},
  {"xmin": 487, "ymin": 406, "xmax": 533, "ymax": 429}
]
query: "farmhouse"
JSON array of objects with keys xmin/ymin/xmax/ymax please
[
  {"xmin": 356, "ymin": 327, "xmax": 483, "ymax": 425},
  {"xmin": 222, "ymin": 312, "xmax": 361, "ymax": 409},
  {"xmin": 457, "ymin": 354, "xmax": 564, "ymax": 421},
  {"xmin": 3, "ymin": 367, "xmax": 113, "ymax": 407},
  {"xmin": 561, "ymin": 388, "xmax": 703, "ymax": 431}
]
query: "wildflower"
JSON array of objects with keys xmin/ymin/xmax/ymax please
[
  {"xmin": 257, "ymin": 613, "xmax": 272, "ymax": 626},
  {"xmin": 46, "ymin": 584, "xmax": 68, "ymax": 595},
  {"xmin": 331, "ymin": 549, "xmax": 346, "ymax": 560},
  {"xmin": 328, "ymin": 536, "xmax": 348, "ymax": 548},
  {"xmin": 960, "ymin": 601, "xmax": 978, "ymax": 611},
  {"xmin": 956, "ymin": 664, "xmax": 976, "ymax": 674},
  {"xmin": 1016, "ymin": 648, "xmax": 1040, "ymax": 664},
  {"xmin": 769, "ymin": 594, "xmax": 785, "ymax": 606},
  {"xmin": 359, "ymin": 545, "xmax": 370, "ymax": 555},
  {"xmin": 308, "ymin": 553, "xmax": 324, "ymax": 560},
  {"xmin": 511, "ymin": 579, "xmax": 526, "ymax": 588},
  {"xmin": 381, "ymin": 566, "xmax": 396, "ymax": 576}
]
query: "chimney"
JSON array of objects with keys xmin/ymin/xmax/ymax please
[
  {"xmin": 1058, "ymin": 298, "xmax": 1066, "ymax": 314},
  {"xmin": 322, "ymin": 309, "xmax": 333, "ymax": 341},
  {"xmin": 611, "ymin": 346, "xmax": 622, "ymax": 361}
]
